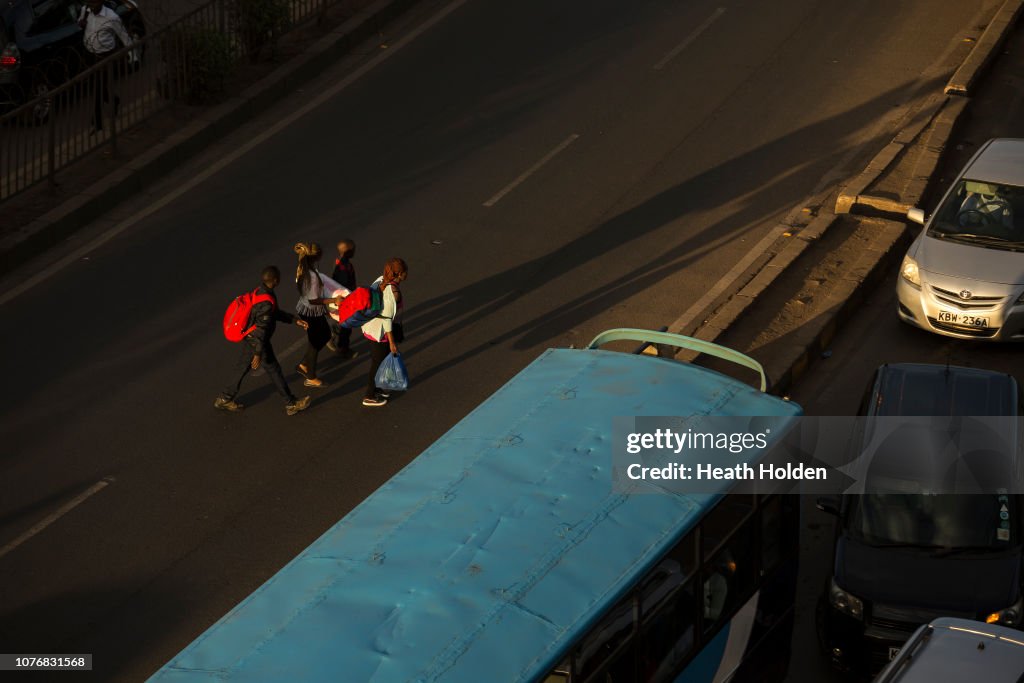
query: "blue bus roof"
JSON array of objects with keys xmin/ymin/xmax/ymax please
[{"xmin": 150, "ymin": 347, "xmax": 801, "ymax": 683}]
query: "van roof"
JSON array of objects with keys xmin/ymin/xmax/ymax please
[
  {"xmin": 870, "ymin": 363, "xmax": 1018, "ymax": 417},
  {"xmin": 876, "ymin": 617, "xmax": 1024, "ymax": 683}
]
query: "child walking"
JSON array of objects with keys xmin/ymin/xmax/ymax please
[
  {"xmin": 294, "ymin": 242, "xmax": 338, "ymax": 388},
  {"xmin": 327, "ymin": 238, "xmax": 358, "ymax": 359}
]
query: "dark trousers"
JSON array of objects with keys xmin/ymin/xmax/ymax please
[
  {"xmin": 299, "ymin": 314, "xmax": 331, "ymax": 378},
  {"xmin": 329, "ymin": 320, "xmax": 352, "ymax": 351},
  {"xmin": 366, "ymin": 340, "xmax": 391, "ymax": 398},
  {"xmin": 222, "ymin": 341, "xmax": 295, "ymax": 404},
  {"xmin": 89, "ymin": 51, "xmax": 119, "ymax": 130}
]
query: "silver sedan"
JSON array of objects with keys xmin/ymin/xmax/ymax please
[{"xmin": 898, "ymin": 138, "xmax": 1024, "ymax": 340}]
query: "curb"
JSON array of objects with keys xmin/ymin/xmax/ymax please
[
  {"xmin": 765, "ymin": 218, "xmax": 911, "ymax": 396},
  {"xmin": 685, "ymin": 59, "xmax": 978, "ymax": 393},
  {"xmin": 945, "ymin": 0, "xmax": 1024, "ymax": 96},
  {"xmin": 0, "ymin": 0, "xmax": 421, "ymax": 277},
  {"xmin": 675, "ymin": 212, "xmax": 840, "ymax": 357}
]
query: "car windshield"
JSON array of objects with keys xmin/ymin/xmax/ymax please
[
  {"xmin": 847, "ymin": 494, "xmax": 1018, "ymax": 550},
  {"xmin": 928, "ymin": 178, "xmax": 1024, "ymax": 249}
]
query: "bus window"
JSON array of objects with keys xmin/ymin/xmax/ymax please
[
  {"xmin": 639, "ymin": 580, "xmax": 697, "ymax": 681},
  {"xmin": 576, "ymin": 595, "xmax": 637, "ymax": 682},
  {"xmin": 759, "ymin": 496, "xmax": 796, "ymax": 576},
  {"xmin": 701, "ymin": 494, "xmax": 754, "ymax": 558},
  {"xmin": 702, "ymin": 520, "xmax": 755, "ymax": 633}
]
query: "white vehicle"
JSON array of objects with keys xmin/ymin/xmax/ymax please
[
  {"xmin": 873, "ymin": 617, "xmax": 1024, "ymax": 682},
  {"xmin": 899, "ymin": 138, "xmax": 1024, "ymax": 340}
]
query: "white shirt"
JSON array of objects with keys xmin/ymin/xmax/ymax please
[
  {"xmin": 79, "ymin": 6, "xmax": 132, "ymax": 55},
  {"xmin": 296, "ymin": 270, "xmax": 327, "ymax": 317},
  {"xmin": 361, "ymin": 277, "xmax": 401, "ymax": 342}
]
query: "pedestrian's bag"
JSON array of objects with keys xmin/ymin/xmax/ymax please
[
  {"xmin": 223, "ymin": 289, "xmax": 274, "ymax": 342},
  {"xmin": 332, "ymin": 284, "xmax": 384, "ymax": 328},
  {"xmin": 320, "ymin": 273, "xmax": 351, "ymax": 320},
  {"xmin": 375, "ymin": 353, "xmax": 409, "ymax": 392}
]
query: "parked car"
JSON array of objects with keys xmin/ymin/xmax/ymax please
[
  {"xmin": 898, "ymin": 138, "xmax": 1024, "ymax": 340},
  {"xmin": 0, "ymin": 0, "xmax": 144, "ymax": 118},
  {"xmin": 817, "ymin": 363, "xmax": 1024, "ymax": 676},
  {"xmin": 872, "ymin": 617, "xmax": 1024, "ymax": 682}
]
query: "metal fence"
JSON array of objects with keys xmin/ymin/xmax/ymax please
[{"xmin": 0, "ymin": 0, "xmax": 334, "ymax": 203}]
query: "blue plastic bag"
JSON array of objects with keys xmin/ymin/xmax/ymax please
[{"xmin": 375, "ymin": 352, "xmax": 409, "ymax": 391}]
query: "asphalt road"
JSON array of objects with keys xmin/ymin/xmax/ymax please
[{"xmin": 0, "ymin": 0, "xmax": 1002, "ymax": 680}]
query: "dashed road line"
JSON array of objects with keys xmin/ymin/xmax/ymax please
[
  {"xmin": 0, "ymin": 478, "xmax": 114, "ymax": 561},
  {"xmin": 483, "ymin": 134, "xmax": 580, "ymax": 207},
  {"xmin": 653, "ymin": 7, "xmax": 726, "ymax": 71}
]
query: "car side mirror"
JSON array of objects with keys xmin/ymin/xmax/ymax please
[
  {"xmin": 907, "ymin": 208, "xmax": 926, "ymax": 225},
  {"xmin": 816, "ymin": 496, "xmax": 840, "ymax": 516}
]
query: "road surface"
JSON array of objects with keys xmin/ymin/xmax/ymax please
[{"xmin": 0, "ymin": 0, "xmax": 1001, "ymax": 679}]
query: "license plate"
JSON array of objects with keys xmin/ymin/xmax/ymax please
[
  {"xmin": 937, "ymin": 310, "xmax": 989, "ymax": 327},
  {"xmin": 888, "ymin": 646, "xmax": 900, "ymax": 661}
]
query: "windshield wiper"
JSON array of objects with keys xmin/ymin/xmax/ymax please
[{"xmin": 942, "ymin": 233, "xmax": 1024, "ymax": 251}]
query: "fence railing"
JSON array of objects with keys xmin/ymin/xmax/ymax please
[{"xmin": 0, "ymin": 0, "xmax": 337, "ymax": 203}]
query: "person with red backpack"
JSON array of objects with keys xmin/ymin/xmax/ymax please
[
  {"xmin": 215, "ymin": 266, "xmax": 312, "ymax": 416},
  {"xmin": 361, "ymin": 258, "xmax": 408, "ymax": 408}
]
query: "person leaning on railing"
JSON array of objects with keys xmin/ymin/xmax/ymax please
[{"xmin": 78, "ymin": 0, "xmax": 136, "ymax": 132}]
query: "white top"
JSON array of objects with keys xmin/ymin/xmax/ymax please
[
  {"xmin": 296, "ymin": 270, "xmax": 326, "ymax": 317},
  {"xmin": 361, "ymin": 277, "xmax": 400, "ymax": 342},
  {"xmin": 79, "ymin": 5, "xmax": 132, "ymax": 55}
]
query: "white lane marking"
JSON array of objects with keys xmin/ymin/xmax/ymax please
[
  {"xmin": 653, "ymin": 7, "xmax": 726, "ymax": 71},
  {"xmin": 668, "ymin": 223, "xmax": 788, "ymax": 335},
  {"xmin": 0, "ymin": 0, "xmax": 472, "ymax": 309},
  {"xmin": 0, "ymin": 478, "xmax": 113, "ymax": 561},
  {"xmin": 482, "ymin": 134, "xmax": 580, "ymax": 207}
]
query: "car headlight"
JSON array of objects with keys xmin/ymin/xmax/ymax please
[
  {"xmin": 985, "ymin": 595, "xmax": 1023, "ymax": 626},
  {"xmin": 900, "ymin": 255, "xmax": 921, "ymax": 288},
  {"xmin": 829, "ymin": 578, "xmax": 864, "ymax": 620}
]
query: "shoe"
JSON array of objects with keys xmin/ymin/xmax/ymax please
[
  {"xmin": 286, "ymin": 396, "xmax": 312, "ymax": 415},
  {"xmin": 362, "ymin": 396, "xmax": 387, "ymax": 407},
  {"xmin": 376, "ymin": 390, "xmax": 391, "ymax": 399},
  {"xmin": 213, "ymin": 397, "xmax": 244, "ymax": 412},
  {"xmin": 304, "ymin": 378, "xmax": 326, "ymax": 388},
  {"xmin": 339, "ymin": 349, "xmax": 359, "ymax": 360},
  {"xmin": 326, "ymin": 339, "xmax": 338, "ymax": 352}
]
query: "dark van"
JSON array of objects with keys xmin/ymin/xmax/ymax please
[{"xmin": 816, "ymin": 363, "xmax": 1024, "ymax": 675}]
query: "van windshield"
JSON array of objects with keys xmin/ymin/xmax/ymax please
[
  {"xmin": 847, "ymin": 494, "xmax": 1018, "ymax": 550},
  {"xmin": 928, "ymin": 179, "xmax": 1024, "ymax": 250}
]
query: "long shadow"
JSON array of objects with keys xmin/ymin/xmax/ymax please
[
  {"xmin": 294, "ymin": 75, "xmax": 945, "ymax": 405},
  {"xmin": 385, "ymin": 78, "xmax": 946, "ymax": 386},
  {"xmin": 1, "ymin": 48, "xmax": 941, "ymax": 450}
]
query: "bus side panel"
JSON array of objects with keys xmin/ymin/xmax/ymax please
[{"xmin": 674, "ymin": 625, "xmax": 729, "ymax": 683}]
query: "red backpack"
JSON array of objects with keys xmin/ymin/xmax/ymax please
[
  {"xmin": 223, "ymin": 289, "xmax": 275, "ymax": 342},
  {"xmin": 331, "ymin": 285, "xmax": 385, "ymax": 328}
]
